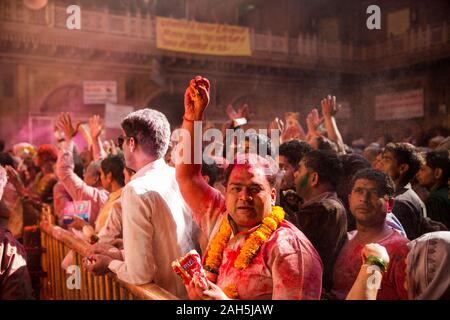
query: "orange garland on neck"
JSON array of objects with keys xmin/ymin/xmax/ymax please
[{"xmin": 204, "ymin": 206, "xmax": 285, "ymax": 298}]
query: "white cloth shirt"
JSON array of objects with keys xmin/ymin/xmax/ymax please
[
  {"xmin": 97, "ymin": 200, "xmax": 122, "ymax": 244},
  {"xmin": 108, "ymin": 158, "xmax": 195, "ymax": 298},
  {"xmin": 56, "ymin": 140, "xmax": 109, "ymax": 225}
]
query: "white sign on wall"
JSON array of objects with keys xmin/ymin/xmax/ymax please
[
  {"xmin": 83, "ymin": 81, "xmax": 117, "ymax": 104},
  {"xmin": 375, "ymin": 89, "xmax": 424, "ymax": 121},
  {"xmin": 104, "ymin": 103, "xmax": 134, "ymax": 129}
]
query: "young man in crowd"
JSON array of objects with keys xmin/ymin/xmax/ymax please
[
  {"xmin": 92, "ymin": 154, "xmax": 125, "ymax": 232},
  {"xmin": 292, "ymin": 149, "xmax": 348, "ymax": 293},
  {"xmin": 277, "ymin": 139, "xmax": 312, "ymax": 218},
  {"xmin": 338, "ymin": 153, "xmax": 407, "ymax": 236},
  {"xmin": 85, "ymin": 108, "xmax": 195, "ymax": 299},
  {"xmin": 416, "ymin": 150, "xmax": 450, "ymax": 229},
  {"xmin": 95, "ymin": 166, "xmax": 135, "ymax": 247},
  {"xmin": 331, "ymin": 169, "xmax": 409, "ymax": 300},
  {"xmin": 381, "ymin": 142, "xmax": 426, "ymax": 239},
  {"xmin": 176, "ymin": 76, "xmax": 323, "ymax": 300}
]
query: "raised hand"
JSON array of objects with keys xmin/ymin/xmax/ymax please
[
  {"xmin": 226, "ymin": 104, "xmax": 238, "ymax": 121},
  {"xmin": 282, "ymin": 112, "xmax": 306, "ymax": 141},
  {"xmin": 88, "ymin": 115, "xmax": 103, "ymax": 140},
  {"xmin": 56, "ymin": 112, "xmax": 79, "ymax": 141},
  {"xmin": 236, "ymin": 103, "xmax": 249, "ymax": 119},
  {"xmin": 306, "ymin": 108, "xmax": 323, "ymax": 134},
  {"xmin": 184, "ymin": 76, "xmax": 211, "ymax": 121},
  {"xmin": 109, "ymin": 139, "xmax": 118, "ymax": 155},
  {"xmin": 4, "ymin": 165, "xmax": 26, "ymax": 196},
  {"xmin": 282, "ymin": 125, "xmax": 304, "ymax": 142},
  {"xmin": 321, "ymin": 95, "xmax": 339, "ymax": 118},
  {"xmin": 268, "ymin": 117, "xmax": 284, "ymax": 132}
]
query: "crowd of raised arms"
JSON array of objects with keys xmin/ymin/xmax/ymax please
[{"xmin": 0, "ymin": 76, "xmax": 449, "ymax": 300}]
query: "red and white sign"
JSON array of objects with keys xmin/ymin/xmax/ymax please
[
  {"xmin": 375, "ymin": 89, "xmax": 424, "ymax": 120},
  {"xmin": 83, "ymin": 81, "xmax": 117, "ymax": 104}
]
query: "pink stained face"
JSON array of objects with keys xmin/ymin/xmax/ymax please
[{"xmin": 225, "ymin": 164, "xmax": 275, "ymax": 231}]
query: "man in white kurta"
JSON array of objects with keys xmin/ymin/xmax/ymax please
[
  {"xmin": 85, "ymin": 109, "xmax": 195, "ymax": 299},
  {"xmin": 108, "ymin": 158, "xmax": 194, "ymax": 297}
]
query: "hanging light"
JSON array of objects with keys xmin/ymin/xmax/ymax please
[{"xmin": 23, "ymin": 0, "xmax": 48, "ymax": 10}]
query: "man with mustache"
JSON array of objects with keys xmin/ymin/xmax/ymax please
[
  {"xmin": 176, "ymin": 76, "xmax": 322, "ymax": 300},
  {"xmin": 331, "ymin": 169, "xmax": 409, "ymax": 300}
]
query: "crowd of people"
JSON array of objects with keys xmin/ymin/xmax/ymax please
[{"xmin": 0, "ymin": 75, "xmax": 449, "ymax": 300}]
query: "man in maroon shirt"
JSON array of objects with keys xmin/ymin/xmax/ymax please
[{"xmin": 331, "ymin": 168, "xmax": 409, "ymax": 300}]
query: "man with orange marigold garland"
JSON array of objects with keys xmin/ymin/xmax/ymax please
[{"xmin": 175, "ymin": 76, "xmax": 323, "ymax": 300}]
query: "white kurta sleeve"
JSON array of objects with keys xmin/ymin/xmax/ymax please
[{"xmin": 108, "ymin": 186, "xmax": 156, "ymax": 285}]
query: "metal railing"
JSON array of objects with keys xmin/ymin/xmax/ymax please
[{"xmin": 39, "ymin": 209, "xmax": 178, "ymax": 300}]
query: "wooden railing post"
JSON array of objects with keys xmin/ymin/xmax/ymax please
[{"xmin": 40, "ymin": 217, "xmax": 179, "ymax": 300}]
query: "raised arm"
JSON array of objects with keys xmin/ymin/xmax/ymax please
[
  {"xmin": 321, "ymin": 96, "xmax": 346, "ymax": 154},
  {"xmin": 88, "ymin": 115, "xmax": 107, "ymax": 161},
  {"xmin": 305, "ymin": 108, "xmax": 322, "ymax": 143},
  {"xmin": 175, "ymin": 76, "xmax": 224, "ymax": 230},
  {"xmin": 55, "ymin": 113, "xmax": 106, "ymax": 222},
  {"xmin": 281, "ymin": 112, "xmax": 306, "ymax": 142}
]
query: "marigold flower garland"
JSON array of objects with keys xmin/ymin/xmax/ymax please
[
  {"xmin": 223, "ymin": 284, "xmax": 239, "ymax": 299},
  {"xmin": 234, "ymin": 206, "xmax": 285, "ymax": 269},
  {"xmin": 204, "ymin": 206, "xmax": 285, "ymax": 298},
  {"xmin": 204, "ymin": 216, "xmax": 232, "ymax": 275}
]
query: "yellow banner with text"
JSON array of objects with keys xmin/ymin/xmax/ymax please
[{"xmin": 156, "ymin": 16, "xmax": 252, "ymax": 56}]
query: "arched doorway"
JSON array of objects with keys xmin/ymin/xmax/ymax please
[
  {"xmin": 40, "ymin": 84, "xmax": 104, "ymax": 117},
  {"xmin": 31, "ymin": 84, "xmax": 105, "ymax": 146}
]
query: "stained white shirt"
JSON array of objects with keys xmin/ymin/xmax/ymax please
[{"xmin": 108, "ymin": 158, "xmax": 194, "ymax": 298}]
